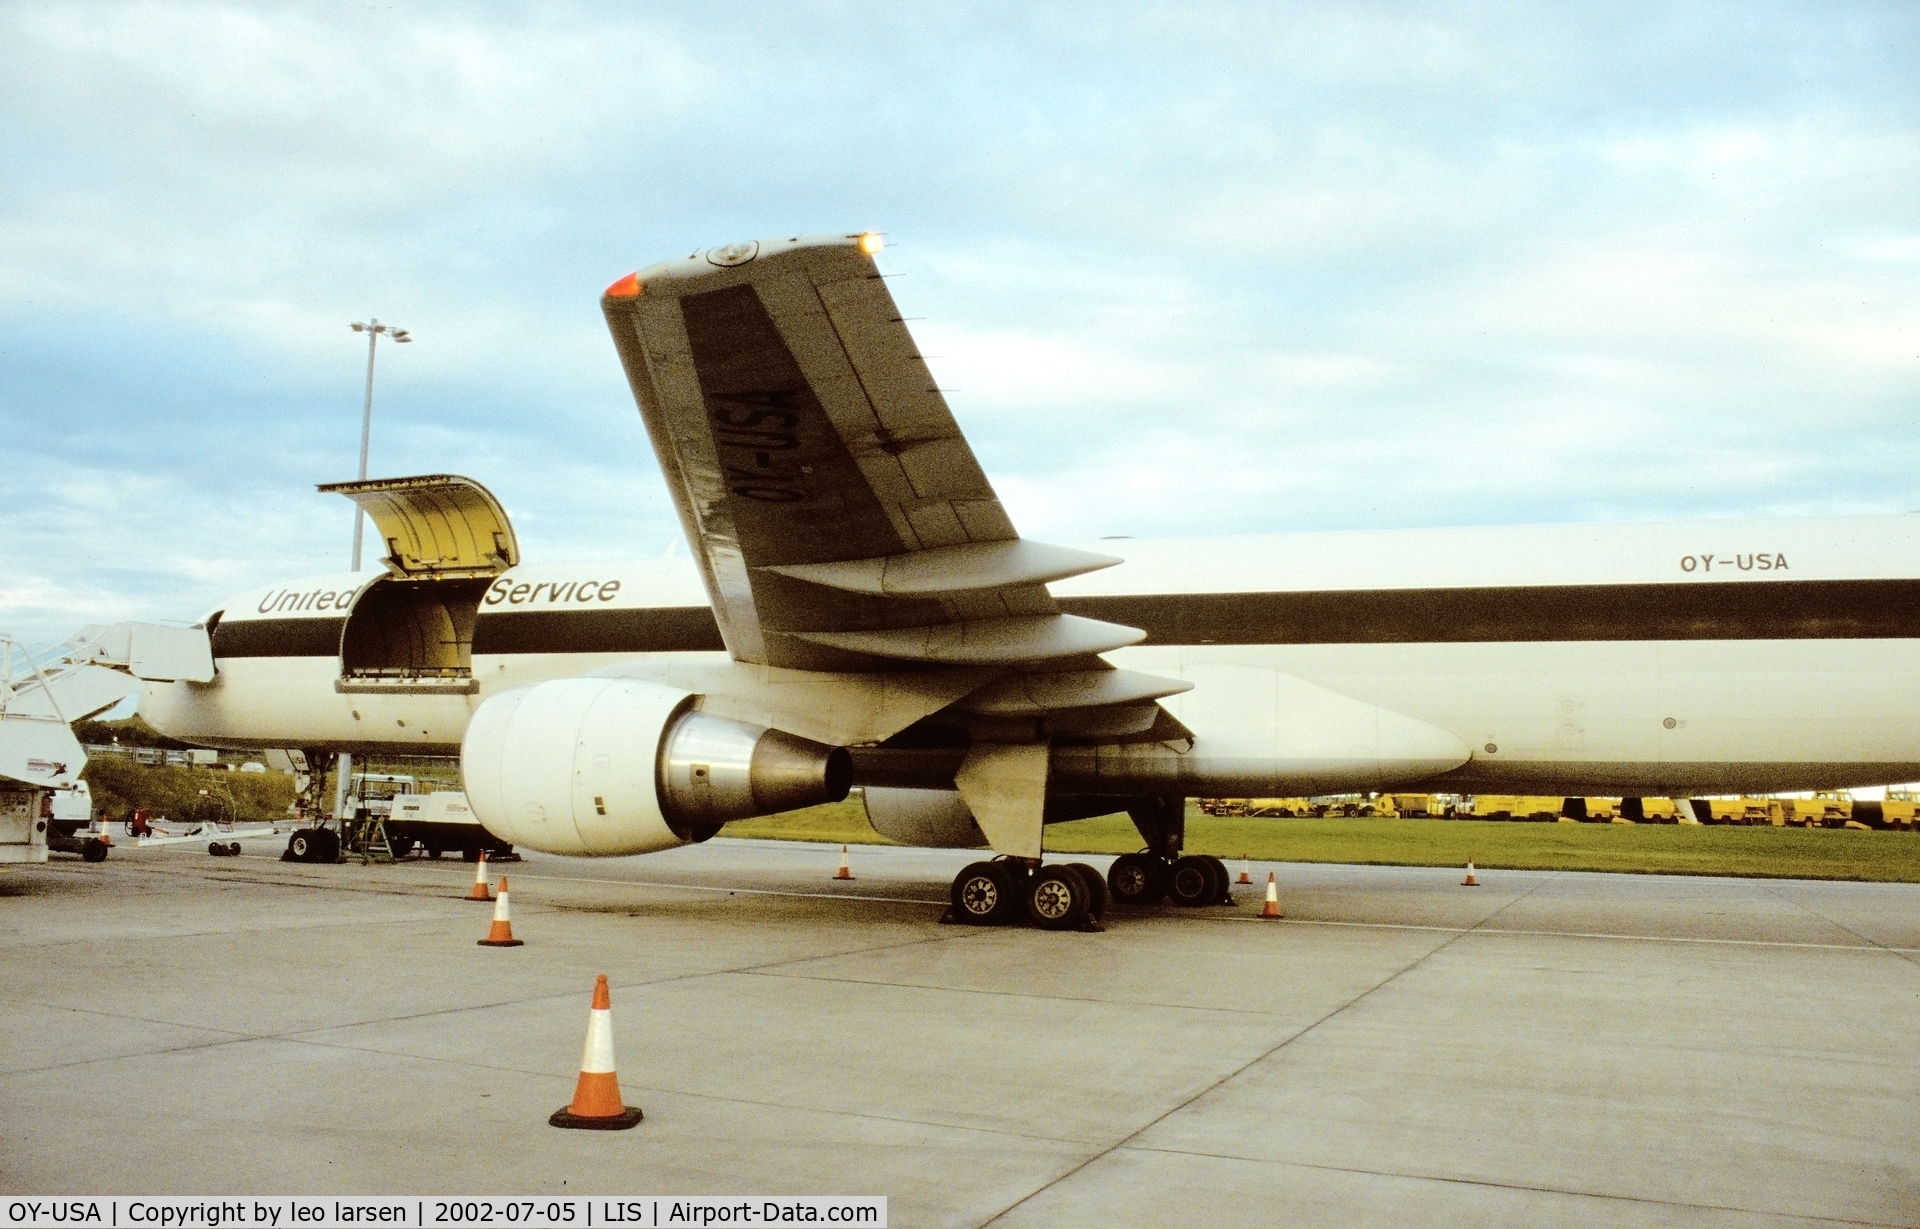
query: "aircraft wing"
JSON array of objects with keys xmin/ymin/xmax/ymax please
[{"xmin": 601, "ymin": 234, "xmax": 1190, "ymax": 744}]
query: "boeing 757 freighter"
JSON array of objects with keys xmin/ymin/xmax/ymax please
[{"xmin": 136, "ymin": 232, "xmax": 1920, "ymax": 929}]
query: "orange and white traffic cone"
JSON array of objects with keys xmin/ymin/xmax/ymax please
[
  {"xmin": 1260, "ymin": 872, "xmax": 1282, "ymax": 919},
  {"xmin": 466, "ymin": 850, "xmax": 494, "ymax": 901},
  {"xmin": 833, "ymin": 845, "xmax": 854, "ymax": 880},
  {"xmin": 1462, "ymin": 861, "xmax": 1480, "ymax": 887},
  {"xmin": 94, "ymin": 819, "xmax": 112, "ymax": 847},
  {"xmin": 1237, "ymin": 854, "xmax": 1252, "ymax": 885},
  {"xmin": 477, "ymin": 874, "xmax": 524, "ymax": 947},
  {"xmin": 550, "ymin": 974, "xmax": 643, "ymax": 1130}
]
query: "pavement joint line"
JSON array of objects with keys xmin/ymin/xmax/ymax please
[
  {"xmin": 1122, "ymin": 1143, "xmax": 1899, "ymax": 1228},
  {"xmin": 977, "ymin": 869, "xmax": 1565, "ymax": 1227},
  {"xmin": 1182, "ymin": 912, "xmax": 1920, "ymax": 952},
  {"xmin": 115, "ymin": 858, "xmax": 950, "ymax": 908},
  {"xmin": 508, "ymin": 870, "xmax": 942, "ymax": 906},
  {"xmin": 748, "ymin": 968, "xmax": 1299, "ymax": 1019},
  {"xmin": 1756, "ymin": 882, "xmax": 1920, "ymax": 971},
  {"xmin": 33, "ymin": 861, "xmax": 1917, "ymax": 952}
]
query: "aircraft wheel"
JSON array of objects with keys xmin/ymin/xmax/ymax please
[
  {"xmin": 1107, "ymin": 853, "xmax": 1165, "ymax": 906},
  {"xmin": 1025, "ymin": 866, "xmax": 1092, "ymax": 931},
  {"xmin": 287, "ymin": 831, "xmax": 316, "ymax": 862},
  {"xmin": 82, "ymin": 838, "xmax": 109, "ymax": 863},
  {"xmin": 950, "ymin": 861, "xmax": 1019, "ymax": 925},
  {"xmin": 1198, "ymin": 854, "xmax": 1232, "ymax": 903},
  {"xmin": 1066, "ymin": 862, "xmax": 1109, "ymax": 920},
  {"xmin": 1167, "ymin": 855, "xmax": 1216, "ymax": 908},
  {"xmin": 311, "ymin": 828, "xmax": 340, "ymax": 863}
]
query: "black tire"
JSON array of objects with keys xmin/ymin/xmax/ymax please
[
  {"xmin": 950, "ymin": 861, "xmax": 1019, "ymax": 926},
  {"xmin": 1107, "ymin": 853, "xmax": 1166, "ymax": 906},
  {"xmin": 387, "ymin": 837, "xmax": 414, "ymax": 859},
  {"xmin": 461, "ymin": 848, "xmax": 481, "ymax": 862},
  {"xmin": 427, "ymin": 847, "xmax": 443, "ymax": 860},
  {"xmin": 1167, "ymin": 855, "xmax": 1216, "ymax": 908},
  {"xmin": 288, "ymin": 831, "xmax": 315, "ymax": 862},
  {"xmin": 82, "ymin": 838, "xmax": 109, "ymax": 863},
  {"xmin": 314, "ymin": 828, "xmax": 340, "ymax": 862},
  {"xmin": 1198, "ymin": 854, "xmax": 1230, "ymax": 904},
  {"xmin": 1025, "ymin": 866, "xmax": 1091, "ymax": 931},
  {"xmin": 1066, "ymin": 863, "xmax": 1109, "ymax": 920}
]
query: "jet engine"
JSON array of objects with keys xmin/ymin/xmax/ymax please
[
  {"xmin": 462, "ymin": 677, "xmax": 851, "ymax": 856},
  {"xmin": 862, "ymin": 787, "xmax": 987, "ymax": 848}
]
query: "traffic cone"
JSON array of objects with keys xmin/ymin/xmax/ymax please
[
  {"xmin": 550, "ymin": 975, "xmax": 643, "ymax": 1130},
  {"xmin": 1236, "ymin": 854, "xmax": 1252, "ymax": 885},
  {"xmin": 477, "ymin": 874, "xmax": 525, "ymax": 947},
  {"xmin": 466, "ymin": 850, "xmax": 494, "ymax": 901},
  {"xmin": 94, "ymin": 819, "xmax": 112, "ymax": 847},
  {"xmin": 833, "ymin": 845, "xmax": 854, "ymax": 880},
  {"xmin": 1260, "ymin": 872, "xmax": 1282, "ymax": 919},
  {"xmin": 1462, "ymin": 861, "xmax": 1480, "ymax": 887}
]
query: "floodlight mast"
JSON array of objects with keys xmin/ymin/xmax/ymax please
[
  {"xmin": 338, "ymin": 318, "xmax": 411, "ymax": 828},
  {"xmin": 346, "ymin": 319, "xmax": 412, "ymax": 570}
]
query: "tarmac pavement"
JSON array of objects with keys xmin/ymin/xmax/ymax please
[{"xmin": 1, "ymin": 837, "xmax": 1916, "ymax": 1227}]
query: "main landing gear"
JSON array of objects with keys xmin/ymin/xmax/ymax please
[
  {"xmin": 1106, "ymin": 851, "xmax": 1234, "ymax": 908},
  {"xmin": 941, "ymin": 793, "xmax": 1234, "ymax": 930},
  {"xmin": 946, "ymin": 859, "xmax": 1110, "ymax": 931}
]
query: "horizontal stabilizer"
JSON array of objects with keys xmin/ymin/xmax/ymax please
[
  {"xmin": 791, "ymin": 614, "xmax": 1143, "ymax": 664},
  {"xmin": 762, "ymin": 539, "xmax": 1119, "ymax": 597}
]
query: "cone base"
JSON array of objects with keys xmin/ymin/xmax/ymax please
[
  {"xmin": 550, "ymin": 1105, "xmax": 643, "ymax": 1130},
  {"xmin": 478, "ymin": 938, "xmax": 526, "ymax": 947},
  {"xmin": 466, "ymin": 893, "xmax": 496, "ymax": 902}
]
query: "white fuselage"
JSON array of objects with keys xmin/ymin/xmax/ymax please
[{"xmin": 141, "ymin": 514, "xmax": 1920, "ymax": 797}]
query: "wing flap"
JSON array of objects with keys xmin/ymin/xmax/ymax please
[
  {"xmin": 762, "ymin": 539, "xmax": 1120, "ymax": 597},
  {"xmin": 792, "ymin": 613, "xmax": 1144, "ymax": 664}
]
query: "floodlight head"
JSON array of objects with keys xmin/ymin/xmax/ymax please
[
  {"xmin": 351, "ymin": 322, "xmax": 366, "ymax": 332},
  {"xmin": 395, "ymin": 333, "xmax": 412, "ymax": 343}
]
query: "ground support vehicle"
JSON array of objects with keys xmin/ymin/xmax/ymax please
[
  {"xmin": 1772, "ymin": 792, "xmax": 1853, "ymax": 827},
  {"xmin": 1465, "ymin": 795, "xmax": 1565, "ymax": 821}
]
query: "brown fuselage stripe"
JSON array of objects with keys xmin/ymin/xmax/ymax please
[{"xmin": 207, "ymin": 578, "xmax": 1920, "ymax": 659}]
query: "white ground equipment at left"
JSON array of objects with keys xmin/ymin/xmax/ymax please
[{"xmin": 0, "ymin": 624, "xmax": 213, "ymax": 863}]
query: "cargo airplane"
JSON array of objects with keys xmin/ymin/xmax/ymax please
[{"xmin": 138, "ymin": 232, "xmax": 1920, "ymax": 930}]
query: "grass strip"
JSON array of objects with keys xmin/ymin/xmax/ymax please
[{"xmin": 721, "ymin": 801, "xmax": 1920, "ymax": 882}]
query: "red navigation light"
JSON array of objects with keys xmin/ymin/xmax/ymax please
[{"xmin": 604, "ymin": 272, "xmax": 642, "ymax": 299}]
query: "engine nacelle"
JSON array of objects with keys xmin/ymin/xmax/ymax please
[
  {"xmin": 462, "ymin": 677, "xmax": 851, "ymax": 856},
  {"xmin": 862, "ymin": 787, "xmax": 987, "ymax": 849}
]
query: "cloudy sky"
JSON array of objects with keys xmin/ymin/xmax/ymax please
[{"xmin": 2, "ymin": 1, "xmax": 1916, "ymax": 645}]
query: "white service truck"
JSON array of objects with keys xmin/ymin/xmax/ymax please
[{"xmin": 283, "ymin": 772, "xmax": 513, "ymax": 863}]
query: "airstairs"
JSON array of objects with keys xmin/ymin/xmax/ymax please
[{"xmin": 1, "ymin": 624, "xmax": 215, "ymax": 863}]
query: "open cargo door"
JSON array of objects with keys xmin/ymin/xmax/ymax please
[
  {"xmin": 317, "ymin": 474, "xmax": 519, "ymax": 579},
  {"xmin": 317, "ymin": 475, "xmax": 520, "ymax": 693}
]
